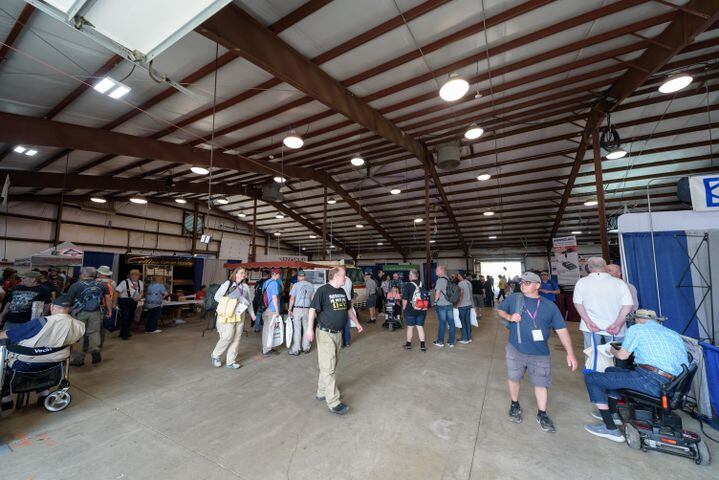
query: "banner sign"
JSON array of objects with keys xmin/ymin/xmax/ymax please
[
  {"xmin": 126, "ymin": 255, "xmax": 194, "ymax": 267},
  {"xmin": 381, "ymin": 264, "xmax": 420, "ymax": 272},
  {"xmin": 276, "ymin": 255, "xmax": 308, "ymax": 262},
  {"xmin": 551, "ymin": 236, "xmax": 580, "ymax": 286},
  {"xmin": 689, "ymin": 175, "xmax": 719, "ymax": 211}
]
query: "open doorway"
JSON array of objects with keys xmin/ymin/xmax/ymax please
[{"xmin": 478, "ymin": 261, "xmax": 523, "ymax": 293}]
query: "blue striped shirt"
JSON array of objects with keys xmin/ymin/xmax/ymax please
[{"xmin": 622, "ymin": 321, "xmax": 687, "ymax": 376}]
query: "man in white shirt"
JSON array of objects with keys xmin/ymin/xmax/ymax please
[
  {"xmin": 115, "ymin": 269, "xmax": 144, "ymax": 340},
  {"xmin": 573, "ymin": 257, "xmax": 635, "ymax": 349},
  {"xmin": 605, "ymin": 264, "xmax": 638, "ymax": 312}
]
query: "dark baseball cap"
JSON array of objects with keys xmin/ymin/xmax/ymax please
[
  {"xmin": 53, "ymin": 295, "xmax": 73, "ymax": 308},
  {"xmin": 271, "ymin": 267, "xmax": 281, "ymax": 275}
]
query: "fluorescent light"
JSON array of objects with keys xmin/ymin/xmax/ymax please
[
  {"xmin": 283, "ymin": 130, "xmax": 303, "ymax": 149},
  {"xmin": 108, "ymin": 85, "xmax": 131, "ymax": 99},
  {"xmin": 309, "ymin": 235, "xmax": 317, "ymax": 239},
  {"xmin": 200, "ymin": 234, "xmax": 212, "ymax": 244},
  {"xmin": 464, "ymin": 123, "xmax": 484, "ymax": 140},
  {"xmin": 350, "ymin": 155, "xmax": 365, "ymax": 166},
  {"xmin": 214, "ymin": 197, "xmax": 229, "ymax": 205},
  {"xmin": 130, "ymin": 196, "xmax": 147, "ymax": 204},
  {"xmin": 274, "ymin": 232, "xmax": 281, "ymax": 237},
  {"xmin": 355, "ymin": 224, "xmax": 364, "ymax": 229},
  {"xmin": 414, "ymin": 218, "xmax": 423, "ymax": 223},
  {"xmin": 175, "ymin": 198, "xmax": 187, "ymax": 204},
  {"xmin": 190, "ymin": 166, "xmax": 209, "ymax": 175},
  {"xmin": 238, "ymin": 212, "xmax": 246, "ymax": 217},
  {"xmin": 606, "ymin": 148, "xmax": 627, "ymax": 160},
  {"xmin": 488, "ymin": 235, "xmax": 497, "ymax": 239},
  {"xmin": 377, "ymin": 242, "xmax": 383, "ymax": 246},
  {"xmin": 584, "ymin": 200, "xmax": 598, "ymax": 207},
  {"xmin": 13, "ymin": 146, "xmax": 26, "ymax": 154},
  {"xmin": 93, "ymin": 77, "xmax": 116, "ymax": 93},
  {"xmin": 273, "ymin": 176, "xmax": 286, "ymax": 183},
  {"xmin": 275, "ymin": 214, "xmax": 285, "ymax": 219},
  {"xmin": 659, "ymin": 74, "xmax": 693, "ymax": 94},
  {"xmin": 430, "ymin": 239, "xmax": 436, "ymax": 244},
  {"xmin": 24, "ymin": 149, "xmax": 38, "ymax": 156},
  {"xmin": 390, "ymin": 188, "xmax": 401, "ymax": 195},
  {"xmin": 571, "ymin": 231, "xmax": 582, "ymax": 235},
  {"xmin": 302, "ymin": 247, "xmax": 306, "ymax": 251},
  {"xmin": 477, "ymin": 172, "xmax": 491, "ymax": 181},
  {"xmin": 439, "ymin": 73, "xmax": 469, "ymax": 102},
  {"xmin": 327, "ymin": 198, "xmax": 337, "ymax": 204},
  {"xmin": 483, "ymin": 211, "xmax": 495, "ymax": 216},
  {"xmin": 90, "ymin": 197, "xmax": 107, "ymax": 204}
]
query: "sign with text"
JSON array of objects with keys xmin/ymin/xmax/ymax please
[
  {"xmin": 126, "ymin": 255, "xmax": 194, "ymax": 267},
  {"xmin": 552, "ymin": 236, "xmax": 580, "ymax": 286},
  {"xmin": 689, "ymin": 175, "xmax": 719, "ymax": 211}
]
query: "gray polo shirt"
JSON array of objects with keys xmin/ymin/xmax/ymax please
[
  {"xmin": 289, "ymin": 280, "xmax": 314, "ymax": 308},
  {"xmin": 458, "ymin": 279, "xmax": 473, "ymax": 307},
  {"xmin": 434, "ymin": 277, "xmax": 451, "ymax": 306},
  {"xmin": 365, "ymin": 277, "xmax": 377, "ymax": 295}
]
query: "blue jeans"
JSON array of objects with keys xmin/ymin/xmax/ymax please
[
  {"xmin": 458, "ymin": 306, "xmax": 471, "ymax": 341},
  {"xmin": 145, "ymin": 306, "xmax": 162, "ymax": 332},
  {"xmin": 584, "ymin": 366, "xmax": 670, "ymax": 404},
  {"xmin": 342, "ymin": 321, "xmax": 351, "ymax": 347},
  {"xmin": 435, "ymin": 305, "xmax": 455, "ymax": 345}
]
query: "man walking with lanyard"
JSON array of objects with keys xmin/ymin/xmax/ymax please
[
  {"xmin": 496, "ymin": 272, "xmax": 578, "ymax": 433},
  {"xmin": 307, "ymin": 266, "xmax": 363, "ymax": 415},
  {"xmin": 287, "ymin": 269, "xmax": 314, "ymax": 355},
  {"xmin": 115, "ymin": 269, "xmax": 143, "ymax": 340}
]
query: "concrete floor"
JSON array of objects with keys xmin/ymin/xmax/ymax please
[{"xmin": 1, "ymin": 308, "xmax": 716, "ymax": 480}]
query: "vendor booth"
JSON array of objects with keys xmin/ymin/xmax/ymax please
[{"xmin": 15, "ymin": 241, "xmax": 84, "ymax": 268}]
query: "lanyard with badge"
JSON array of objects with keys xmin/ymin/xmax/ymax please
[{"xmin": 524, "ymin": 298, "xmax": 544, "ymax": 342}]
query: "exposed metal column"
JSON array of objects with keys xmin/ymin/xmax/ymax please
[
  {"xmin": 53, "ymin": 201, "xmax": 63, "ymax": 245},
  {"xmin": 250, "ymin": 196, "xmax": 257, "ymax": 261},
  {"xmin": 424, "ymin": 168, "xmax": 431, "ymax": 287},
  {"xmin": 322, "ymin": 186, "xmax": 328, "ymax": 260},
  {"xmin": 592, "ymin": 128, "xmax": 610, "ymax": 261},
  {"xmin": 191, "ymin": 201, "xmax": 199, "ymax": 256}
]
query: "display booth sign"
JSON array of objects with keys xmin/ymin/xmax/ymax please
[
  {"xmin": 689, "ymin": 175, "xmax": 719, "ymax": 211},
  {"xmin": 551, "ymin": 236, "xmax": 580, "ymax": 286},
  {"xmin": 126, "ymin": 255, "xmax": 194, "ymax": 267}
]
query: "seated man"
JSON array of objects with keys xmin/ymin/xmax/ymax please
[
  {"xmin": 1, "ymin": 295, "xmax": 85, "ymax": 410},
  {"xmin": 583, "ymin": 309, "xmax": 688, "ymax": 443}
]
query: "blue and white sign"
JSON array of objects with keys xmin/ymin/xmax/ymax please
[{"xmin": 689, "ymin": 174, "xmax": 719, "ymax": 211}]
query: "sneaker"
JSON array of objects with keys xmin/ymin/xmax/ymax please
[
  {"xmin": 509, "ymin": 402, "xmax": 522, "ymax": 423},
  {"xmin": 404, "ymin": 342, "xmax": 412, "ymax": 350},
  {"xmin": 226, "ymin": 363, "xmax": 242, "ymax": 369},
  {"xmin": 459, "ymin": 340, "xmax": 470, "ymax": 344},
  {"xmin": 448, "ymin": 343, "xmax": 455, "ymax": 348},
  {"xmin": 329, "ymin": 403, "xmax": 349, "ymax": 415},
  {"xmin": 420, "ymin": 343, "xmax": 427, "ymax": 352},
  {"xmin": 147, "ymin": 329, "xmax": 162, "ymax": 334},
  {"xmin": 288, "ymin": 351, "xmax": 300, "ymax": 356},
  {"xmin": 584, "ymin": 423, "xmax": 625, "ymax": 442},
  {"xmin": 211, "ymin": 357, "xmax": 222, "ymax": 368},
  {"xmin": 591, "ymin": 409, "xmax": 623, "ymax": 425},
  {"xmin": 174, "ymin": 319, "xmax": 186, "ymax": 325},
  {"xmin": 468, "ymin": 339, "xmax": 473, "ymax": 343},
  {"xmin": 537, "ymin": 412, "xmax": 556, "ymax": 433},
  {"xmin": 91, "ymin": 350, "xmax": 102, "ymax": 364},
  {"xmin": 315, "ymin": 395, "xmax": 325, "ymax": 401},
  {"xmin": 432, "ymin": 341, "xmax": 444, "ymax": 348}
]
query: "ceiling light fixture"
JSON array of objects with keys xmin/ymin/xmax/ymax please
[
  {"xmin": 355, "ymin": 224, "xmax": 363, "ymax": 228},
  {"xmin": 13, "ymin": 146, "xmax": 26, "ymax": 154},
  {"xmin": 275, "ymin": 214, "xmax": 285, "ymax": 219},
  {"xmin": 571, "ymin": 230, "xmax": 582, "ymax": 235},
  {"xmin": 605, "ymin": 148, "xmax": 627, "ymax": 160},
  {"xmin": 483, "ymin": 211, "xmax": 495, "ymax": 216},
  {"xmin": 174, "ymin": 198, "xmax": 187, "ymax": 204},
  {"xmin": 274, "ymin": 232, "xmax": 281, "ymax": 237},
  {"xmin": 25, "ymin": 149, "xmax": 38, "ymax": 156},
  {"xmin": 414, "ymin": 218, "xmax": 423, "ymax": 223},
  {"xmin": 309, "ymin": 235, "xmax": 317, "ymax": 239},
  {"xmin": 190, "ymin": 166, "xmax": 209, "ymax": 175},
  {"xmin": 464, "ymin": 123, "xmax": 484, "ymax": 140},
  {"xmin": 238, "ymin": 212, "xmax": 246, "ymax": 217},
  {"xmin": 350, "ymin": 154, "xmax": 365, "ymax": 166},
  {"xmin": 488, "ymin": 235, "xmax": 497, "ymax": 239},
  {"xmin": 273, "ymin": 176, "xmax": 287, "ymax": 183},
  {"xmin": 283, "ymin": 130, "xmax": 303, "ymax": 149},
  {"xmin": 659, "ymin": 73, "xmax": 693, "ymax": 94},
  {"xmin": 439, "ymin": 73, "xmax": 469, "ymax": 102},
  {"xmin": 129, "ymin": 196, "xmax": 147, "ymax": 204},
  {"xmin": 327, "ymin": 198, "xmax": 337, "ymax": 204},
  {"xmin": 584, "ymin": 199, "xmax": 598, "ymax": 207},
  {"xmin": 214, "ymin": 197, "xmax": 229, "ymax": 205},
  {"xmin": 476, "ymin": 172, "xmax": 491, "ymax": 181},
  {"xmin": 600, "ymin": 111, "xmax": 627, "ymax": 160},
  {"xmin": 90, "ymin": 196, "xmax": 107, "ymax": 204},
  {"xmin": 93, "ymin": 76, "xmax": 131, "ymax": 99},
  {"xmin": 93, "ymin": 77, "xmax": 116, "ymax": 93},
  {"xmin": 390, "ymin": 188, "xmax": 401, "ymax": 195},
  {"xmin": 430, "ymin": 239, "xmax": 436, "ymax": 244},
  {"xmin": 377, "ymin": 242, "xmax": 383, "ymax": 246}
]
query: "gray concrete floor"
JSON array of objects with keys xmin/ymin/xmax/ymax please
[{"xmin": 1, "ymin": 308, "xmax": 716, "ymax": 480}]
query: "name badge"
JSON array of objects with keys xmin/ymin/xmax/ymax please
[{"xmin": 532, "ymin": 329, "xmax": 544, "ymax": 342}]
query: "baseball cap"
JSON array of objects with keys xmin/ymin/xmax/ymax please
[
  {"xmin": 297, "ymin": 269, "xmax": 306, "ymax": 276},
  {"xmin": 635, "ymin": 309, "xmax": 657, "ymax": 320},
  {"xmin": 520, "ymin": 271, "xmax": 541, "ymax": 283},
  {"xmin": 271, "ymin": 267, "xmax": 281, "ymax": 275},
  {"xmin": 53, "ymin": 295, "xmax": 73, "ymax": 307},
  {"xmin": 22, "ymin": 271, "xmax": 42, "ymax": 279}
]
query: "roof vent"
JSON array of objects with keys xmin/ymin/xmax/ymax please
[
  {"xmin": 435, "ymin": 141, "xmax": 461, "ymax": 170},
  {"xmin": 262, "ymin": 181, "xmax": 283, "ymax": 203}
]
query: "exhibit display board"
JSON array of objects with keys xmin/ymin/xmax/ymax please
[{"xmin": 551, "ymin": 236, "xmax": 579, "ymax": 285}]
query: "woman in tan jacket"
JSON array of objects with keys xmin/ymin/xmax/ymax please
[{"xmin": 211, "ymin": 267, "xmax": 255, "ymax": 369}]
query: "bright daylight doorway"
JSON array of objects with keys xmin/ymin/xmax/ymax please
[{"xmin": 478, "ymin": 261, "xmax": 524, "ymax": 289}]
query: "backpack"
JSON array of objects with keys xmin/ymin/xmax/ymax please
[
  {"xmin": 75, "ymin": 281, "xmax": 104, "ymax": 312},
  {"xmin": 204, "ymin": 283, "xmax": 222, "ymax": 311},
  {"xmin": 441, "ymin": 277, "xmax": 461, "ymax": 305},
  {"xmin": 410, "ymin": 282, "xmax": 429, "ymax": 311}
]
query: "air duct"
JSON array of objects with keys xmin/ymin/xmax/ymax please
[
  {"xmin": 262, "ymin": 181, "xmax": 283, "ymax": 202},
  {"xmin": 435, "ymin": 141, "xmax": 461, "ymax": 170}
]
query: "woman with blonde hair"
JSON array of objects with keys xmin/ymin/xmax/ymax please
[{"xmin": 211, "ymin": 267, "xmax": 256, "ymax": 369}]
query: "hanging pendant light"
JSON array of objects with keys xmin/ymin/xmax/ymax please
[
  {"xmin": 283, "ymin": 130, "xmax": 303, "ymax": 149},
  {"xmin": 390, "ymin": 188, "xmax": 401, "ymax": 195},
  {"xmin": 464, "ymin": 123, "xmax": 484, "ymax": 140},
  {"xmin": 130, "ymin": 196, "xmax": 147, "ymax": 204},
  {"xmin": 90, "ymin": 196, "xmax": 107, "ymax": 204},
  {"xmin": 190, "ymin": 166, "xmax": 209, "ymax": 175},
  {"xmin": 350, "ymin": 154, "xmax": 365, "ymax": 166},
  {"xmin": 327, "ymin": 198, "xmax": 337, "ymax": 204},
  {"xmin": 476, "ymin": 172, "xmax": 491, "ymax": 181},
  {"xmin": 174, "ymin": 198, "xmax": 187, "ymax": 204},
  {"xmin": 605, "ymin": 148, "xmax": 627, "ymax": 160},
  {"xmin": 658, "ymin": 73, "xmax": 693, "ymax": 94},
  {"xmin": 439, "ymin": 73, "xmax": 469, "ymax": 102}
]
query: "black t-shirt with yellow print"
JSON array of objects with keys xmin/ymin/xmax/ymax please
[{"xmin": 310, "ymin": 284, "xmax": 351, "ymax": 331}]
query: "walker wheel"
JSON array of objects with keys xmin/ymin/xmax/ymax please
[
  {"xmin": 696, "ymin": 440, "xmax": 711, "ymax": 466},
  {"xmin": 625, "ymin": 423, "xmax": 642, "ymax": 450},
  {"xmin": 44, "ymin": 390, "xmax": 72, "ymax": 412}
]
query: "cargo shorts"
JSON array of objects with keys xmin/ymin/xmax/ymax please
[{"xmin": 505, "ymin": 343, "xmax": 552, "ymax": 388}]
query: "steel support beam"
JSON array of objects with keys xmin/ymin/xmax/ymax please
[
  {"xmin": 0, "ymin": 4, "xmax": 34, "ymax": 63},
  {"xmin": 322, "ymin": 187, "xmax": 328, "ymax": 261},
  {"xmin": 549, "ymin": 0, "xmax": 719, "ymax": 242},
  {"xmin": 592, "ymin": 128, "xmax": 609, "ymax": 261},
  {"xmin": 250, "ymin": 197, "xmax": 257, "ymax": 262},
  {"xmin": 425, "ymin": 168, "xmax": 431, "ymax": 287}
]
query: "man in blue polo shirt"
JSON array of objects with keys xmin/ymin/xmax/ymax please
[
  {"xmin": 496, "ymin": 272, "xmax": 578, "ymax": 433},
  {"xmin": 261, "ymin": 268, "xmax": 282, "ymax": 356},
  {"xmin": 583, "ymin": 309, "xmax": 688, "ymax": 443},
  {"xmin": 538, "ymin": 271, "xmax": 560, "ymax": 303}
]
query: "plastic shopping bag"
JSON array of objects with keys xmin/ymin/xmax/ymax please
[
  {"xmin": 285, "ymin": 315, "xmax": 294, "ymax": 348},
  {"xmin": 265, "ymin": 315, "xmax": 285, "ymax": 350},
  {"xmin": 583, "ymin": 334, "xmax": 615, "ymax": 373},
  {"xmin": 470, "ymin": 308, "xmax": 478, "ymax": 327},
  {"xmin": 453, "ymin": 308, "xmax": 462, "ymax": 328}
]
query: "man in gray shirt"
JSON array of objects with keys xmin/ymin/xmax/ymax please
[
  {"xmin": 457, "ymin": 272, "xmax": 474, "ymax": 344},
  {"xmin": 364, "ymin": 272, "xmax": 378, "ymax": 323},
  {"xmin": 433, "ymin": 265, "xmax": 455, "ymax": 348},
  {"xmin": 288, "ymin": 269, "xmax": 315, "ymax": 355}
]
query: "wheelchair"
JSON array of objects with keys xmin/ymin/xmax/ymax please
[
  {"xmin": 617, "ymin": 354, "xmax": 711, "ymax": 466},
  {"xmin": 0, "ymin": 342, "xmax": 73, "ymax": 416},
  {"xmin": 381, "ymin": 299, "xmax": 403, "ymax": 331}
]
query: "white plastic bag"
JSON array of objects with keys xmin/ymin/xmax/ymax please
[
  {"xmin": 285, "ymin": 315, "xmax": 294, "ymax": 348},
  {"xmin": 265, "ymin": 315, "xmax": 285, "ymax": 350},
  {"xmin": 584, "ymin": 337, "xmax": 615, "ymax": 372},
  {"xmin": 453, "ymin": 308, "xmax": 462, "ymax": 328},
  {"xmin": 470, "ymin": 308, "xmax": 478, "ymax": 327}
]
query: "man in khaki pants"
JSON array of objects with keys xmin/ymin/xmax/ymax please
[
  {"xmin": 261, "ymin": 268, "xmax": 282, "ymax": 356},
  {"xmin": 288, "ymin": 269, "xmax": 314, "ymax": 355},
  {"xmin": 307, "ymin": 266, "xmax": 363, "ymax": 415}
]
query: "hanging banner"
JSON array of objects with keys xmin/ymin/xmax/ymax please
[
  {"xmin": 689, "ymin": 175, "xmax": 719, "ymax": 211},
  {"xmin": 552, "ymin": 236, "xmax": 580, "ymax": 285},
  {"xmin": 126, "ymin": 255, "xmax": 194, "ymax": 267}
]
